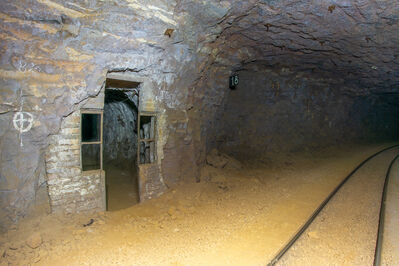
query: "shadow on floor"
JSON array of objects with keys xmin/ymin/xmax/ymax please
[{"xmin": 105, "ymin": 160, "xmax": 139, "ymax": 211}]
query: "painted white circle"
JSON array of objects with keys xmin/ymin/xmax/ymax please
[{"xmin": 13, "ymin": 112, "xmax": 34, "ymax": 133}]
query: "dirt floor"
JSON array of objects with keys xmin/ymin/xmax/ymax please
[
  {"xmin": 382, "ymin": 157, "xmax": 399, "ymax": 266},
  {"xmin": 1, "ymin": 143, "xmax": 398, "ymax": 265},
  {"xmin": 277, "ymin": 147, "xmax": 399, "ymax": 265},
  {"xmin": 105, "ymin": 161, "xmax": 139, "ymax": 211}
]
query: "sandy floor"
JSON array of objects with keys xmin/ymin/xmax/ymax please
[
  {"xmin": 277, "ymin": 147, "xmax": 399, "ymax": 265},
  {"xmin": 105, "ymin": 161, "xmax": 139, "ymax": 211},
  {"xmin": 382, "ymin": 156, "xmax": 399, "ymax": 266},
  {"xmin": 1, "ymin": 143, "xmax": 398, "ymax": 265}
]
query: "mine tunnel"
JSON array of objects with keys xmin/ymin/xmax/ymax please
[
  {"xmin": 1, "ymin": 0, "xmax": 399, "ymax": 265},
  {"xmin": 103, "ymin": 79, "xmax": 140, "ymax": 211}
]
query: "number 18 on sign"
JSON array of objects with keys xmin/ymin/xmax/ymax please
[{"xmin": 229, "ymin": 74, "xmax": 239, "ymax": 90}]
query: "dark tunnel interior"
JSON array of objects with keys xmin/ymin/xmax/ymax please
[{"xmin": 103, "ymin": 82, "xmax": 140, "ymax": 211}]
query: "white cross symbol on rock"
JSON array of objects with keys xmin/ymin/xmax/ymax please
[{"xmin": 13, "ymin": 111, "xmax": 34, "ymax": 133}]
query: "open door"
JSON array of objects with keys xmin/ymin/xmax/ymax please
[
  {"xmin": 137, "ymin": 112, "xmax": 160, "ymax": 201},
  {"xmin": 103, "ymin": 78, "xmax": 140, "ymax": 211},
  {"xmin": 104, "ymin": 71, "xmax": 166, "ymax": 203}
]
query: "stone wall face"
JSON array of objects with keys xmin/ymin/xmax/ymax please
[
  {"xmin": 46, "ymin": 111, "xmax": 105, "ymax": 213},
  {"xmin": 211, "ymin": 68, "xmax": 399, "ymax": 159},
  {"xmin": 103, "ymin": 98, "xmax": 138, "ymax": 165}
]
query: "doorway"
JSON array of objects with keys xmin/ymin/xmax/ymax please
[{"xmin": 103, "ymin": 78, "xmax": 140, "ymax": 211}]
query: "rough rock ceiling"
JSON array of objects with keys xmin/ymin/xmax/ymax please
[
  {"xmin": 1, "ymin": 0, "xmax": 397, "ymax": 95},
  {"xmin": 186, "ymin": 0, "xmax": 399, "ymax": 93}
]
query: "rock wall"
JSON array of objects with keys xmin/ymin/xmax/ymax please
[
  {"xmin": 187, "ymin": 0, "xmax": 399, "ymax": 160},
  {"xmin": 103, "ymin": 94, "xmax": 138, "ymax": 166},
  {"xmin": 211, "ymin": 68, "xmax": 399, "ymax": 160},
  {"xmin": 46, "ymin": 111, "xmax": 105, "ymax": 213}
]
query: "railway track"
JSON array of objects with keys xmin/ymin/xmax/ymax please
[{"xmin": 267, "ymin": 144, "xmax": 399, "ymax": 266}]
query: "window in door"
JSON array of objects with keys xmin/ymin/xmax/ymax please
[
  {"xmin": 138, "ymin": 114, "xmax": 156, "ymax": 164},
  {"xmin": 81, "ymin": 110, "xmax": 103, "ymax": 171}
]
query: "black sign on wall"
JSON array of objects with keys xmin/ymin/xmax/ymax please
[{"xmin": 229, "ymin": 74, "xmax": 239, "ymax": 89}]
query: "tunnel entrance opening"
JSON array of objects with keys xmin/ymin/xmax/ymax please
[{"xmin": 103, "ymin": 78, "xmax": 140, "ymax": 211}]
